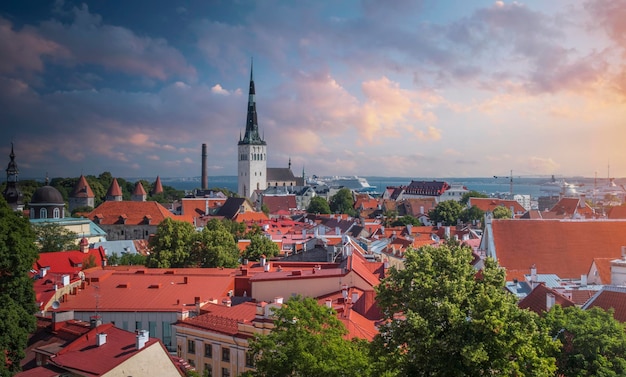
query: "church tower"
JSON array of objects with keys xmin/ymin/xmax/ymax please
[
  {"xmin": 2, "ymin": 143, "xmax": 24, "ymax": 211},
  {"xmin": 237, "ymin": 60, "xmax": 267, "ymax": 198}
]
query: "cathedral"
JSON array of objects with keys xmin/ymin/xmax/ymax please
[{"xmin": 237, "ymin": 62, "xmax": 299, "ymax": 198}]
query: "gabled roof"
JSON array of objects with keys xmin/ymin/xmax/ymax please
[
  {"xmin": 70, "ymin": 175, "xmax": 94, "ymax": 198},
  {"xmin": 266, "ymin": 167, "xmax": 296, "ymax": 182},
  {"xmin": 216, "ymin": 197, "xmax": 250, "ymax": 219},
  {"xmin": 35, "ymin": 247, "xmax": 106, "ymax": 275},
  {"xmin": 87, "ymin": 201, "xmax": 177, "ymax": 225},
  {"xmin": 518, "ymin": 283, "xmax": 575, "ymax": 314},
  {"xmin": 106, "ymin": 178, "xmax": 123, "ymax": 198},
  {"xmin": 405, "ymin": 180, "xmax": 450, "ymax": 196},
  {"xmin": 469, "ymin": 197, "xmax": 526, "ymax": 215},
  {"xmin": 549, "ymin": 197, "xmax": 594, "ymax": 218},
  {"xmin": 262, "ymin": 195, "xmax": 297, "ymax": 214},
  {"xmin": 582, "ymin": 285, "xmax": 626, "ymax": 322},
  {"xmin": 589, "ymin": 257, "xmax": 614, "ymax": 285},
  {"xmin": 489, "ymin": 219, "xmax": 626, "ymax": 280},
  {"xmin": 234, "ymin": 211, "xmax": 269, "ymax": 223}
]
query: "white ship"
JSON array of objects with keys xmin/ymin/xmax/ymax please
[{"xmin": 309, "ymin": 175, "xmax": 377, "ymax": 193}]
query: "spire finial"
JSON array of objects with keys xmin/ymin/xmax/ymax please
[
  {"xmin": 250, "ymin": 57, "xmax": 254, "ymax": 81},
  {"xmin": 288, "ymin": 157, "xmax": 291, "ymax": 169}
]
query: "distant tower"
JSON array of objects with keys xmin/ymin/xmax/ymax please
[
  {"xmin": 201, "ymin": 143, "xmax": 208, "ymax": 190},
  {"xmin": 2, "ymin": 143, "xmax": 23, "ymax": 211},
  {"xmin": 131, "ymin": 181, "xmax": 147, "ymax": 202},
  {"xmin": 105, "ymin": 178, "xmax": 123, "ymax": 201},
  {"xmin": 238, "ymin": 59, "xmax": 267, "ymax": 197},
  {"xmin": 151, "ymin": 176, "xmax": 163, "ymax": 196},
  {"xmin": 69, "ymin": 174, "xmax": 95, "ymax": 212}
]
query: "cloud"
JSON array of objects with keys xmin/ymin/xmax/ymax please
[
  {"xmin": 0, "ymin": 17, "xmax": 69, "ymax": 75},
  {"xmin": 38, "ymin": 4, "xmax": 196, "ymax": 81},
  {"xmin": 527, "ymin": 156, "xmax": 560, "ymax": 174}
]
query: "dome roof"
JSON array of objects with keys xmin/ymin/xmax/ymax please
[{"xmin": 31, "ymin": 185, "xmax": 64, "ymax": 204}]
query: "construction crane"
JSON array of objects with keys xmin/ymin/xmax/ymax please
[{"xmin": 493, "ymin": 170, "xmax": 514, "ymax": 196}]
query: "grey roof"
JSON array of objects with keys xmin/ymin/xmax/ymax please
[
  {"xmin": 216, "ymin": 197, "xmax": 248, "ymax": 219},
  {"xmin": 267, "ymin": 168, "xmax": 296, "ymax": 182}
]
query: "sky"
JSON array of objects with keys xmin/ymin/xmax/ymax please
[{"xmin": 1, "ymin": 0, "xmax": 625, "ymax": 180}]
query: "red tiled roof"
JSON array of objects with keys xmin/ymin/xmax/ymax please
[
  {"xmin": 70, "ymin": 175, "xmax": 94, "ymax": 198},
  {"xmin": 549, "ymin": 197, "xmax": 594, "ymax": 217},
  {"xmin": 87, "ymin": 201, "xmax": 177, "ymax": 225},
  {"xmin": 175, "ymin": 302, "xmax": 258, "ymax": 336},
  {"xmin": 583, "ymin": 286, "xmax": 626, "ymax": 322},
  {"xmin": 591, "ymin": 258, "xmax": 614, "ymax": 285},
  {"xmin": 35, "ymin": 248, "xmax": 106, "ymax": 275},
  {"xmin": 133, "ymin": 181, "xmax": 147, "ymax": 195},
  {"xmin": 608, "ymin": 205, "xmax": 626, "ymax": 219},
  {"xmin": 491, "ymin": 220, "xmax": 626, "ymax": 280},
  {"xmin": 518, "ymin": 284, "xmax": 575, "ymax": 314},
  {"xmin": 152, "ymin": 176, "xmax": 164, "ymax": 195},
  {"xmin": 106, "ymin": 178, "xmax": 123, "ymax": 197},
  {"xmin": 61, "ymin": 268, "xmax": 236, "ymax": 312},
  {"xmin": 262, "ymin": 195, "xmax": 297, "ymax": 214},
  {"xmin": 469, "ymin": 197, "xmax": 526, "ymax": 214},
  {"xmin": 234, "ymin": 211, "xmax": 269, "ymax": 222}
]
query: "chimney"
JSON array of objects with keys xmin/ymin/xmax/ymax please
[
  {"xmin": 260, "ymin": 255, "xmax": 266, "ymax": 267},
  {"xmin": 201, "ymin": 143, "xmax": 208, "ymax": 190},
  {"xmin": 97, "ymin": 332, "xmax": 107, "ymax": 346},
  {"xmin": 325, "ymin": 299, "xmax": 332, "ymax": 308},
  {"xmin": 580, "ymin": 274, "xmax": 587, "ymax": 287},
  {"xmin": 222, "ymin": 298, "xmax": 232, "ymax": 307},
  {"xmin": 274, "ymin": 297, "xmax": 283, "ymax": 304},
  {"xmin": 264, "ymin": 262, "xmax": 271, "ymax": 272},
  {"xmin": 136, "ymin": 329, "xmax": 149, "ymax": 350},
  {"xmin": 341, "ymin": 285, "xmax": 348, "ymax": 299},
  {"xmin": 90, "ymin": 315, "xmax": 102, "ymax": 329},
  {"xmin": 351, "ymin": 292, "xmax": 359, "ymax": 303},
  {"xmin": 183, "ymin": 276, "xmax": 189, "ymax": 284},
  {"xmin": 530, "ymin": 264, "xmax": 538, "ymax": 288},
  {"xmin": 546, "ymin": 292, "xmax": 555, "ymax": 311},
  {"xmin": 80, "ymin": 237, "xmax": 89, "ymax": 253}
]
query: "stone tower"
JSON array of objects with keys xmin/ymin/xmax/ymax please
[{"xmin": 237, "ymin": 60, "xmax": 267, "ymax": 198}]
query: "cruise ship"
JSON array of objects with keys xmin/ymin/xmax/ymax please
[{"xmin": 309, "ymin": 175, "xmax": 377, "ymax": 193}]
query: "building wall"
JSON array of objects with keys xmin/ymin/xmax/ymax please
[
  {"xmin": 103, "ymin": 342, "xmax": 182, "ymax": 377},
  {"xmin": 69, "ymin": 196, "xmax": 95, "ymax": 213},
  {"xmin": 73, "ymin": 310, "xmax": 180, "ymax": 352},
  {"xmin": 99, "ymin": 224, "xmax": 157, "ymax": 240},
  {"xmin": 238, "ymin": 144, "xmax": 267, "ymax": 198}
]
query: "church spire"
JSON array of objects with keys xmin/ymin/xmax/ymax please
[
  {"xmin": 239, "ymin": 58, "xmax": 265, "ymax": 146},
  {"xmin": 3, "ymin": 143, "xmax": 24, "ymax": 210}
]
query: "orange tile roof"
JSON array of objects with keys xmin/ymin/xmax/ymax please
[
  {"xmin": 234, "ymin": 211, "xmax": 269, "ymax": 222},
  {"xmin": 35, "ymin": 248, "xmax": 106, "ymax": 275},
  {"xmin": 106, "ymin": 178, "xmax": 123, "ymax": 197},
  {"xmin": 491, "ymin": 219, "xmax": 626, "ymax": 280},
  {"xmin": 175, "ymin": 302, "xmax": 258, "ymax": 336},
  {"xmin": 591, "ymin": 258, "xmax": 614, "ymax": 285},
  {"xmin": 71, "ymin": 175, "xmax": 94, "ymax": 198},
  {"xmin": 61, "ymin": 268, "xmax": 236, "ymax": 312},
  {"xmin": 469, "ymin": 197, "xmax": 526, "ymax": 214},
  {"xmin": 87, "ymin": 201, "xmax": 177, "ymax": 225},
  {"xmin": 132, "ymin": 181, "xmax": 147, "ymax": 196},
  {"xmin": 608, "ymin": 205, "xmax": 626, "ymax": 219},
  {"xmin": 518, "ymin": 284, "xmax": 575, "ymax": 314},
  {"xmin": 549, "ymin": 197, "xmax": 595, "ymax": 217},
  {"xmin": 583, "ymin": 286, "xmax": 626, "ymax": 322},
  {"xmin": 152, "ymin": 176, "xmax": 164, "ymax": 195},
  {"xmin": 262, "ymin": 195, "xmax": 297, "ymax": 214}
]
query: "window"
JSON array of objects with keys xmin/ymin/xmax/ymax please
[
  {"xmin": 204, "ymin": 364, "xmax": 212, "ymax": 376},
  {"xmin": 162, "ymin": 322, "xmax": 171, "ymax": 348},
  {"xmin": 40, "ymin": 208, "xmax": 47, "ymax": 219},
  {"xmin": 221, "ymin": 347, "xmax": 230, "ymax": 362},
  {"xmin": 188, "ymin": 339, "xmax": 196, "ymax": 354},
  {"xmin": 245, "ymin": 351, "xmax": 254, "ymax": 368},
  {"xmin": 149, "ymin": 321, "xmax": 156, "ymax": 337},
  {"xmin": 122, "ymin": 321, "xmax": 128, "ymax": 330},
  {"xmin": 204, "ymin": 343, "xmax": 212, "ymax": 358},
  {"xmin": 135, "ymin": 321, "xmax": 142, "ymax": 331},
  {"xmin": 188, "ymin": 359, "xmax": 195, "ymax": 367},
  {"xmin": 53, "ymin": 208, "xmax": 60, "ymax": 218},
  {"xmin": 221, "ymin": 367, "xmax": 230, "ymax": 377}
]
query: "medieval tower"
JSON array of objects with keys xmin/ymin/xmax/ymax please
[{"xmin": 237, "ymin": 61, "xmax": 267, "ymax": 198}]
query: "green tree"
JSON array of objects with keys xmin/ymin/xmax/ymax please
[
  {"xmin": 391, "ymin": 215, "xmax": 422, "ymax": 227},
  {"xmin": 0, "ymin": 197, "xmax": 39, "ymax": 376},
  {"xmin": 307, "ymin": 196, "xmax": 331, "ymax": 214},
  {"xmin": 243, "ymin": 234, "xmax": 280, "ymax": 261},
  {"xmin": 460, "ymin": 190, "xmax": 489, "ymax": 206},
  {"xmin": 192, "ymin": 223, "xmax": 240, "ymax": 268},
  {"xmin": 32, "ymin": 222, "xmax": 79, "ymax": 252},
  {"xmin": 329, "ymin": 188, "xmax": 356, "ymax": 216},
  {"xmin": 428, "ymin": 200, "xmax": 464, "ymax": 226},
  {"xmin": 459, "ymin": 205, "xmax": 485, "ymax": 224},
  {"xmin": 147, "ymin": 218, "xmax": 196, "ymax": 268},
  {"xmin": 107, "ymin": 252, "xmax": 146, "ymax": 266},
  {"xmin": 247, "ymin": 295, "xmax": 372, "ymax": 377},
  {"xmin": 492, "ymin": 206, "xmax": 512, "ymax": 219},
  {"xmin": 373, "ymin": 241, "xmax": 557, "ymax": 376},
  {"xmin": 543, "ymin": 305, "xmax": 626, "ymax": 376}
]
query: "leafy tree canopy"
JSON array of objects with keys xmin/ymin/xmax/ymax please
[
  {"xmin": 0, "ymin": 197, "xmax": 39, "ymax": 375},
  {"xmin": 543, "ymin": 305, "xmax": 626, "ymax": 377},
  {"xmin": 374, "ymin": 241, "xmax": 557, "ymax": 376},
  {"xmin": 428, "ymin": 200, "xmax": 464, "ymax": 226},
  {"xmin": 246, "ymin": 295, "xmax": 372, "ymax": 377},
  {"xmin": 492, "ymin": 205, "xmax": 512, "ymax": 219},
  {"xmin": 459, "ymin": 205, "xmax": 485, "ymax": 224},
  {"xmin": 329, "ymin": 188, "xmax": 356, "ymax": 216},
  {"xmin": 191, "ymin": 224, "xmax": 240, "ymax": 268},
  {"xmin": 307, "ymin": 196, "xmax": 331, "ymax": 214},
  {"xmin": 32, "ymin": 222, "xmax": 78, "ymax": 252},
  {"xmin": 391, "ymin": 215, "xmax": 422, "ymax": 227},
  {"xmin": 147, "ymin": 218, "xmax": 196, "ymax": 268},
  {"xmin": 243, "ymin": 234, "xmax": 279, "ymax": 261}
]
